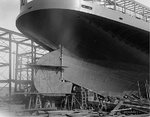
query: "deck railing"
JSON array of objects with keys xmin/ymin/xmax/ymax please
[
  {"xmin": 20, "ymin": 0, "xmax": 33, "ymax": 7},
  {"xmin": 84, "ymin": 0, "xmax": 150, "ymax": 22}
]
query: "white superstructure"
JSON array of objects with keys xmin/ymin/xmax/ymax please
[{"xmin": 19, "ymin": 0, "xmax": 150, "ymax": 32}]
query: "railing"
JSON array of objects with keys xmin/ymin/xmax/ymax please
[
  {"xmin": 84, "ymin": 0, "xmax": 150, "ymax": 22},
  {"xmin": 20, "ymin": 0, "xmax": 33, "ymax": 7},
  {"xmin": 20, "ymin": 0, "xmax": 150, "ymax": 22}
]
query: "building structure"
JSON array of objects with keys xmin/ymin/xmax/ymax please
[{"xmin": 0, "ymin": 27, "xmax": 49, "ymax": 99}]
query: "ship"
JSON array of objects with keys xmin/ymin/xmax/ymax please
[{"xmin": 16, "ymin": 0, "xmax": 149, "ymax": 96}]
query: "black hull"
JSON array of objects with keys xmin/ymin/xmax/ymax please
[{"xmin": 16, "ymin": 9, "xmax": 149, "ymax": 66}]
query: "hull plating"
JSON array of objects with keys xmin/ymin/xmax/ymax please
[{"xmin": 34, "ymin": 50, "xmax": 148, "ymax": 96}]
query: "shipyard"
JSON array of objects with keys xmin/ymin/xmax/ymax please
[{"xmin": 0, "ymin": 0, "xmax": 150, "ymax": 117}]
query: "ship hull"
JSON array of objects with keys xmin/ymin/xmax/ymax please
[
  {"xmin": 16, "ymin": 9, "xmax": 149, "ymax": 65},
  {"xmin": 16, "ymin": 0, "xmax": 149, "ymax": 96}
]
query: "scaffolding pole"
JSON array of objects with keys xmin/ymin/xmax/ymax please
[{"xmin": 9, "ymin": 33, "xmax": 12, "ymax": 102}]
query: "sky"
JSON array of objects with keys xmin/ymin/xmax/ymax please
[{"xmin": 0, "ymin": 0, "xmax": 150, "ymax": 32}]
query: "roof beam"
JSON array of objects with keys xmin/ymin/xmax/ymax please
[
  {"xmin": 0, "ymin": 32, "xmax": 8, "ymax": 37},
  {"xmin": 0, "ymin": 27, "xmax": 24, "ymax": 37}
]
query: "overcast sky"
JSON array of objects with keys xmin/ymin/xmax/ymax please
[{"xmin": 0, "ymin": 0, "xmax": 150, "ymax": 32}]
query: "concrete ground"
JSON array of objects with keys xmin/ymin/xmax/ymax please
[
  {"xmin": 0, "ymin": 101, "xmax": 99, "ymax": 117},
  {"xmin": 0, "ymin": 101, "xmax": 149, "ymax": 117}
]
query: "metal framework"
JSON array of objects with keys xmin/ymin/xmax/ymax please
[
  {"xmin": 0, "ymin": 27, "xmax": 49, "ymax": 99},
  {"xmin": 85, "ymin": 0, "xmax": 150, "ymax": 22}
]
